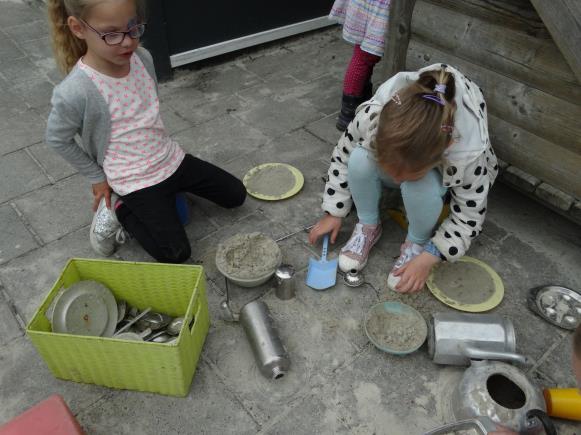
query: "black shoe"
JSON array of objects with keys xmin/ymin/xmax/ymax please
[
  {"xmin": 363, "ymin": 80, "xmax": 373, "ymax": 101},
  {"xmin": 336, "ymin": 93, "xmax": 367, "ymax": 131}
]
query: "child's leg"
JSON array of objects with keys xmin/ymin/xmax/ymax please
[
  {"xmin": 117, "ymin": 186, "xmax": 191, "ymax": 264},
  {"xmin": 174, "ymin": 154, "xmax": 246, "ymax": 208},
  {"xmin": 343, "ymin": 44, "xmax": 381, "ymax": 96},
  {"xmin": 339, "ymin": 146, "xmax": 391, "ymax": 272},
  {"xmin": 400, "ymin": 170, "xmax": 448, "ymax": 244},
  {"xmin": 337, "ymin": 45, "xmax": 381, "ymax": 131},
  {"xmin": 348, "ymin": 146, "xmax": 398, "ymax": 225}
]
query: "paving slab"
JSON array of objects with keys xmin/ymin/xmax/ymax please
[
  {"xmin": 239, "ymin": 35, "xmax": 343, "ymax": 84},
  {"xmin": 203, "ymin": 290, "xmax": 359, "ymax": 425},
  {"xmin": 18, "ymin": 36, "xmax": 53, "ymax": 61},
  {"xmin": 0, "ymin": 296, "xmax": 23, "ymax": 346},
  {"xmin": 315, "ymin": 346, "xmax": 453, "ymax": 434},
  {"xmin": 305, "ymin": 113, "xmax": 342, "ymax": 145},
  {"xmin": 27, "ymin": 142, "xmax": 77, "ymax": 182},
  {"xmin": 165, "ymin": 94, "xmax": 244, "ymax": 127},
  {"xmin": 14, "ymin": 174, "xmax": 93, "ymax": 244},
  {"xmin": 162, "ymin": 63, "xmax": 262, "ymax": 103},
  {"xmin": 0, "ymin": 336, "xmax": 109, "ymax": 425},
  {"xmin": 233, "ymin": 86, "xmax": 325, "ymax": 138},
  {"xmin": 537, "ymin": 332, "xmax": 577, "ymax": 388},
  {"xmin": 0, "ymin": 0, "xmax": 44, "ymax": 28},
  {"xmin": 0, "ymin": 149, "xmax": 49, "ymax": 203},
  {"xmin": 0, "ymin": 86, "xmax": 29, "ymax": 119},
  {"xmin": 0, "ymin": 108, "xmax": 46, "ymax": 155},
  {"xmin": 0, "ymin": 203, "xmax": 38, "ymax": 264},
  {"xmin": 75, "ymin": 361, "xmax": 259, "ymax": 435},
  {"xmin": 3, "ymin": 19, "xmax": 49, "ymax": 43},
  {"xmin": 173, "ymin": 114, "xmax": 269, "ymax": 165},
  {"xmin": 159, "ymin": 106, "xmax": 193, "ymax": 136},
  {"xmin": 0, "ymin": 227, "xmax": 96, "ymax": 323},
  {"xmin": 0, "ymin": 30, "xmax": 25, "ymax": 62}
]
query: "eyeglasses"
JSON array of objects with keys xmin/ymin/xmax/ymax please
[{"xmin": 80, "ymin": 19, "xmax": 146, "ymax": 46}]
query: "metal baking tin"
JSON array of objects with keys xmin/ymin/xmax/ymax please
[{"xmin": 527, "ymin": 285, "xmax": 581, "ymax": 330}]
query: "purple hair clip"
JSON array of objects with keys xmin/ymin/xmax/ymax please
[{"xmin": 422, "ymin": 93, "xmax": 445, "ymax": 106}]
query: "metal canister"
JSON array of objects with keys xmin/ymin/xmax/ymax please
[
  {"xmin": 274, "ymin": 264, "xmax": 295, "ymax": 300},
  {"xmin": 239, "ymin": 300, "xmax": 290, "ymax": 379}
]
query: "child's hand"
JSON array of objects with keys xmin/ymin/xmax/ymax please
[
  {"xmin": 308, "ymin": 214, "xmax": 342, "ymax": 245},
  {"xmin": 92, "ymin": 181, "xmax": 112, "ymax": 212},
  {"xmin": 393, "ymin": 251, "xmax": 440, "ymax": 293}
]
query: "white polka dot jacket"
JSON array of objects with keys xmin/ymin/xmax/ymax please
[{"xmin": 322, "ymin": 64, "xmax": 499, "ymax": 261}]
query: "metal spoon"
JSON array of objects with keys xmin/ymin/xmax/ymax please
[
  {"xmin": 150, "ymin": 333, "xmax": 176, "ymax": 344},
  {"xmin": 167, "ymin": 317, "xmax": 184, "ymax": 336},
  {"xmin": 135, "ymin": 312, "xmax": 172, "ymax": 331},
  {"xmin": 114, "ymin": 307, "xmax": 152, "ymax": 336}
]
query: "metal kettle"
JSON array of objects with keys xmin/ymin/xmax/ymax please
[{"xmin": 452, "ymin": 360, "xmax": 556, "ymax": 434}]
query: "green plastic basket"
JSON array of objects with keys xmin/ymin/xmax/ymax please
[{"xmin": 26, "ymin": 258, "xmax": 210, "ymax": 397}]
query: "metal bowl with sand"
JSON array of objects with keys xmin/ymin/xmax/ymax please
[{"xmin": 215, "ymin": 232, "xmax": 282, "ymax": 287}]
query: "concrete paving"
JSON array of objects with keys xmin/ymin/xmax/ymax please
[{"xmin": 0, "ymin": 1, "xmax": 580, "ymax": 434}]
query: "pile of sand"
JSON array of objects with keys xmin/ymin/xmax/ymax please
[
  {"xmin": 216, "ymin": 232, "xmax": 281, "ymax": 279},
  {"xmin": 366, "ymin": 309, "xmax": 426, "ymax": 351}
]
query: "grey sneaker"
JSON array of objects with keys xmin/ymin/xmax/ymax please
[
  {"xmin": 89, "ymin": 194, "xmax": 123, "ymax": 256},
  {"xmin": 387, "ymin": 240, "xmax": 424, "ymax": 291}
]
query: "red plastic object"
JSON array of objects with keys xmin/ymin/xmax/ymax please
[{"xmin": 0, "ymin": 395, "xmax": 85, "ymax": 435}]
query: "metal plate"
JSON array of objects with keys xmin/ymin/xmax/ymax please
[
  {"xmin": 243, "ymin": 163, "xmax": 304, "ymax": 201},
  {"xmin": 528, "ymin": 285, "xmax": 581, "ymax": 330},
  {"xmin": 51, "ymin": 281, "xmax": 118, "ymax": 337},
  {"xmin": 426, "ymin": 256, "xmax": 504, "ymax": 313},
  {"xmin": 364, "ymin": 301, "xmax": 428, "ymax": 355}
]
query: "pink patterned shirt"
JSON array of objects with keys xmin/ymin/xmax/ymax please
[{"xmin": 78, "ymin": 54, "xmax": 185, "ymax": 195}]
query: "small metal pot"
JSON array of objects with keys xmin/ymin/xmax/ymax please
[{"xmin": 274, "ymin": 264, "xmax": 295, "ymax": 300}]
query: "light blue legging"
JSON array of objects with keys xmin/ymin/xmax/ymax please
[{"xmin": 348, "ymin": 146, "xmax": 448, "ymax": 245}]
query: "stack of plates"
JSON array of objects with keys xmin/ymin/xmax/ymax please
[{"xmin": 49, "ymin": 280, "xmax": 118, "ymax": 337}]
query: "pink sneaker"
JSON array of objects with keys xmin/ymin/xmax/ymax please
[
  {"xmin": 387, "ymin": 240, "xmax": 424, "ymax": 291},
  {"xmin": 339, "ymin": 223, "xmax": 382, "ymax": 272}
]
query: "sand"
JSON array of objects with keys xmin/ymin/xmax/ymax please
[
  {"xmin": 366, "ymin": 310, "xmax": 426, "ymax": 351},
  {"xmin": 246, "ymin": 165, "xmax": 296, "ymax": 197},
  {"xmin": 431, "ymin": 261, "xmax": 495, "ymax": 305},
  {"xmin": 216, "ymin": 233, "xmax": 281, "ymax": 279}
]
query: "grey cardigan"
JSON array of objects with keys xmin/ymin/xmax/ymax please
[{"xmin": 45, "ymin": 47, "xmax": 158, "ymax": 184}]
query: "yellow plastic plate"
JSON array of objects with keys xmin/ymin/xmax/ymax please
[
  {"xmin": 243, "ymin": 163, "xmax": 304, "ymax": 201},
  {"xmin": 426, "ymin": 256, "xmax": 504, "ymax": 312}
]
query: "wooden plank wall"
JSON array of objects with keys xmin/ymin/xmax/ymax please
[{"xmin": 405, "ymin": 0, "xmax": 581, "ymax": 199}]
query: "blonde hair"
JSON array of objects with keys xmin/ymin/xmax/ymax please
[
  {"xmin": 375, "ymin": 69, "xmax": 457, "ymax": 172},
  {"xmin": 47, "ymin": 0, "xmax": 145, "ymax": 74}
]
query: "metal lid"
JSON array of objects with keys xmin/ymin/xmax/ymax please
[{"xmin": 275, "ymin": 264, "xmax": 295, "ymax": 280}]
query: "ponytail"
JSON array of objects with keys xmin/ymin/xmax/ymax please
[
  {"xmin": 47, "ymin": 0, "xmax": 88, "ymax": 74},
  {"xmin": 375, "ymin": 67, "xmax": 457, "ymax": 171}
]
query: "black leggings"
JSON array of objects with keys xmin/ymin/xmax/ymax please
[{"xmin": 116, "ymin": 154, "xmax": 246, "ymax": 263}]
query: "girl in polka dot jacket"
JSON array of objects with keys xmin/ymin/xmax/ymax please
[
  {"xmin": 45, "ymin": 0, "xmax": 245, "ymax": 263},
  {"xmin": 309, "ymin": 64, "xmax": 499, "ymax": 293}
]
